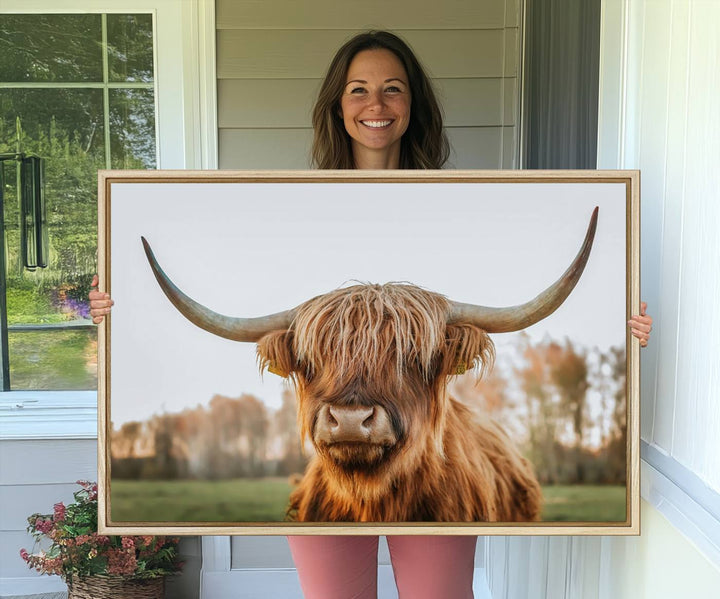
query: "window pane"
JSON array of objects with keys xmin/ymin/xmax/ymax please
[
  {"xmin": 0, "ymin": 14, "xmax": 102, "ymax": 82},
  {"xmin": 8, "ymin": 329, "xmax": 97, "ymax": 390},
  {"xmin": 1, "ymin": 88, "xmax": 104, "ymax": 289},
  {"xmin": 107, "ymin": 14, "xmax": 154, "ymax": 83},
  {"xmin": 1, "ymin": 89, "xmax": 103, "ymax": 390},
  {"xmin": 110, "ymin": 89, "xmax": 156, "ymax": 168},
  {"xmin": 0, "ymin": 89, "xmax": 106, "ymax": 161}
]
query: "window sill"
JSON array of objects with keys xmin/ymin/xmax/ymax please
[
  {"xmin": 0, "ymin": 391, "xmax": 97, "ymax": 440},
  {"xmin": 641, "ymin": 441, "xmax": 720, "ymax": 567}
]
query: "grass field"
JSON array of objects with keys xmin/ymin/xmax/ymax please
[
  {"xmin": 110, "ymin": 479, "xmax": 626, "ymax": 523},
  {"xmin": 111, "ymin": 478, "xmax": 293, "ymax": 522},
  {"xmin": 541, "ymin": 485, "xmax": 626, "ymax": 522}
]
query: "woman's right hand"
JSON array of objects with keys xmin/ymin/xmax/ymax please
[{"xmin": 89, "ymin": 274, "xmax": 114, "ymax": 324}]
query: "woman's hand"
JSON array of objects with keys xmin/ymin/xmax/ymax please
[
  {"xmin": 89, "ymin": 275, "xmax": 114, "ymax": 324},
  {"xmin": 628, "ymin": 301, "xmax": 652, "ymax": 348}
]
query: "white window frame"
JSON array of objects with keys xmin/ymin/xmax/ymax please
[{"xmin": 0, "ymin": 0, "xmax": 217, "ymax": 441}]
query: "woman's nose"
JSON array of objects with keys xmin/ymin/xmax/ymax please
[{"xmin": 366, "ymin": 89, "xmax": 385, "ymax": 110}]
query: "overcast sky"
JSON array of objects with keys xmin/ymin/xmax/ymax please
[{"xmin": 109, "ymin": 180, "xmax": 627, "ymax": 426}]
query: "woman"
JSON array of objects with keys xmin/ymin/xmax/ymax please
[
  {"xmin": 310, "ymin": 30, "xmax": 448, "ymax": 170},
  {"xmin": 91, "ymin": 31, "xmax": 653, "ymax": 599}
]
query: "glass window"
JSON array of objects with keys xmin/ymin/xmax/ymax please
[
  {"xmin": 0, "ymin": 13, "xmax": 156, "ymax": 390},
  {"xmin": 0, "ymin": 14, "xmax": 103, "ymax": 83},
  {"xmin": 107, "ymin": 14, "xmax": 154, "ymax": 83}
]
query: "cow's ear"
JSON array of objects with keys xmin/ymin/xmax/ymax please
[
  {"xmin": 256, "ymin": 330, "xmax": 298, "ymax": 378},
  {"xmin": 442, "ymin": 324, "xmax": 495, "ymax": 377}
]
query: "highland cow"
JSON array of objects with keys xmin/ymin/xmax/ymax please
[{"xmin": 140, "ymin": 207, "xmax": 597, "ymax": 523}]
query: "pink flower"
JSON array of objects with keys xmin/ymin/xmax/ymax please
[
  {"xmin": 42, "ymin": 556, "xmax": 64, "ymax": 576},
  {"xmin": 53, "ymin": 502, "xmax": 66, "ymax": 522},
  {"xmin": 34, "ymin": 518, "xmax": 54, "ymax": 534},
  {"xmin": 75, "ymin": 534, "xmax": 91, "ymax": 546},
  {"xmin": 107, "ymin": 548, "xmax": 137, "ymax": 576},
  {"xmin": 19, "ymin": 548, "xmax": 29, "ymax": 562},
  {"xmin": 121, "ymin": 537, "xmax": 135, "ymax": 549}
]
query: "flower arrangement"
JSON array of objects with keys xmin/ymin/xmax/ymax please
[{"xmin": 20, "ymin": 481, "xmax": 182, "ymax": 584}]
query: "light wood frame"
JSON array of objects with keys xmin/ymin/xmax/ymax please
[{"xmin": 98, "ymin": 169, "xmax": 640, "ymax": 535}]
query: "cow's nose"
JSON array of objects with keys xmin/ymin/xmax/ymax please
[
  {"xmin": 327, "ymin": 406, "xmax": 375, "ymax": 438},
  {"xmin": 315, "ymin": 404, "xmax": 395, "ymax": 445}
]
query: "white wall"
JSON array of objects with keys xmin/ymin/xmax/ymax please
[
  {"xmin": 594, "ymin": 0, "xmax": 720, "ymax": 591},
  {"xmin": 600, "ymin": 500, "xmax": 720, "ymax": 599},
  {"xmin": 0, "ymin": 440, "xmax": 96, "ymax": 596},
  {"xmin": 605, "ymin": 0, "xmax": 720, "ymax": 489},
  {"xmin": 0, "ymin": 438, "xmax": 201, "ymax": 599}
]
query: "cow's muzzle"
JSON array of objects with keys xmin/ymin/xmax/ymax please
[{"xmin": 315, "ymin": 405, "xmax": 396, "ymax": 447}]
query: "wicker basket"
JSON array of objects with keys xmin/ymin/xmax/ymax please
[{"xmin": 67, "ymin": 575, "xmax": 165, "ymax": 599}]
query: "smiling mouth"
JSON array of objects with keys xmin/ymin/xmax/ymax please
[{"xmin": 361, "ymin": 120, "xmax": 393, "ymax": 129}]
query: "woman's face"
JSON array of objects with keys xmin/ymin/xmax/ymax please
[{"xmin": 340, "ymin": 49, "xmax": 411, "ymax": 166}]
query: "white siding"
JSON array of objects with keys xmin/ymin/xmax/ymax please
[
  {"xmin": 0, "ymin": 440, "xmax": 96, "ymax": 587},
  {"xmin": 216, "ymin": 0, "xmax": 522, "ymax": 169},
  {"xmin": 0, "ymin": 439, "xmax": 201, "ymax": 599},
  {"xmin": 598, "ymin": 0, "xmax": 720, "ymax": 489}
]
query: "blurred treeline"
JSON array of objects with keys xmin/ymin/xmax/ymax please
[
  {"xmin": 112, "ymin": 334, "xmax": 627, "ymax": 485},
  {"xmin": 112, "ymin": 389, "xmax": 307, "ymax": 480},
  {"xmin": 450, "ymin": 333, "xmax": 627, "ymax": 485}
]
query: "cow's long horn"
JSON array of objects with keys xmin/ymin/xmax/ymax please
[
  {"xmin": 447, "ymin": 206, "xmax": 599, "ymax": 333},
  {"xmin": 141, "ymin": 237, "xmax": 295, "ymax": 342}
]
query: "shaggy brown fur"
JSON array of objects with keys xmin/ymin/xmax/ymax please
[{"xmin": 256, "ymin": 282, "xmax": 542, "ymax": 523}]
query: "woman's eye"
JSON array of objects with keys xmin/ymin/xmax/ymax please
[
  {"xmin": 385, "ymin": 86, "xmax": 402, "ymax": 93},
  {"xmin": 349, "ymin": 87, "xmax": 367, "ymax": 94}
]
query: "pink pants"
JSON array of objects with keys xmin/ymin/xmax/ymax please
[{"xmin": 287, "ymin": 535, "xmax": 477, "ymax": 599}]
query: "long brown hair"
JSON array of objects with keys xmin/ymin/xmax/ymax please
[{"xmin": 311, "ymin": 31, "xmax": 449, "ymax": 170}]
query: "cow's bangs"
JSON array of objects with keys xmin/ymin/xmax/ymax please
[{"xmin": 292, "ymin": 283, "xmax": 449, "ymax": 380}]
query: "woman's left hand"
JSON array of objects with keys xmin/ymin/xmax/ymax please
[{"xmin": 628, "ymin": 301, "xmax": 653, "ymax": 348}]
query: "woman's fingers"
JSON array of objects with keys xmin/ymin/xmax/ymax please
[
  {"xmin": 628, "ymin": 317, "xmax": 652, "ymax": 333},
  {"xmin": 89, "ymin": 274, "xmax": 113, "ymax": 324},
  {"xmin": 89, "ymin": 297, "xmax": 113, "ymax": 308},
  {"xmin": 628, "ymin": 302, "xmax": 653, "ymax": 348}
]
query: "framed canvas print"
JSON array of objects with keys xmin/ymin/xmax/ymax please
[{"xmin": 97, "ymin": 170, "xmax": 640, "ymax": 535}]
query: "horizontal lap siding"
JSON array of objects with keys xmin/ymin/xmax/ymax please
[
  {"xmin": 216, "ymin": 0, "xmax": 521, "ymax": 170},
  {"xmin": 217, "ymin": 30, "xmax": 512, "ymax": 79},
  {"xmin": 0, "ymin": 439, "xmax": 97, "ymax": 579},
  {"xmin": 216, "ymin": 0, "xmax": 515, "ymax": 30}
]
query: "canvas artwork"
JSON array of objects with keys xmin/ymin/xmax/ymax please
[{"xmin": 98, "ymin": 170, "xmax": 639, "ymax": 535}]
